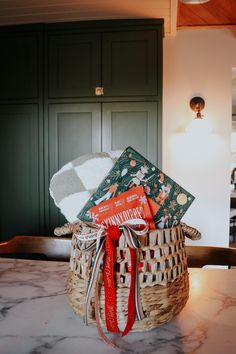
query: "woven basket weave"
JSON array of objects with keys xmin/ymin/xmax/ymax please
[{"xmin": 67, "ymin": 224, "xmax": 190, "ymax": 332}]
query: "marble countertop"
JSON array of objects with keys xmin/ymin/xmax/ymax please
[{"xmin": 0, "ymin": 258, "xmax": 236, "ymax": 354}]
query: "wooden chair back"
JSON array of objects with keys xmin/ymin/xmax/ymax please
[
  {"xmin": 186, "ymin": 245, "xmax": 236, "ymax": 268},
  {"xmin": 1, "ymin": 237, "xmax": 236, "ymax": 268},
  {"xmin": 0, "ymin": 235, "xmax": 71, "ymax": 261}
]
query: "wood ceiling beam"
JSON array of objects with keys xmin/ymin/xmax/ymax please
[
  {"xmin": 177, "ymin": 0, "xmax": 236, "ymax": 29},
  {"xmin": 177, "ymin": 24, "xmax": 236, "ymax": 30}
]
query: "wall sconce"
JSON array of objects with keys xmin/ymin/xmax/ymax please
[
  {"xmin": 186, "ymin": 96, "xmax": 212, "ymax": 133},
  {"xmin": 190, "ymin": 96, "xmax": 205, "ymax": 119}
]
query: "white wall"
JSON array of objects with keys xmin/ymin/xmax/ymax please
[
  {"xmin": 232, "ymin": 68, "xmax": 236, "ymax": 107},
  {"xmin": 163, "ymin": 29, "xmax": 236, "ymax": 247}
]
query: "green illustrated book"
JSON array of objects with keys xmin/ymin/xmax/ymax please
[{"xmin": 78, "ymin": 146, "xmax": 195, "ymax": 228}]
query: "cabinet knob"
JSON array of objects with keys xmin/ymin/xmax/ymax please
[{"xmin": 95, "ymin": 87, "xmax": 104, "ymax": 96}]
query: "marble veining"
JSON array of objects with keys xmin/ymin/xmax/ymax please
[{"xmin": 0, "ymin": 259, "xmax": 236, "ymax": 354}]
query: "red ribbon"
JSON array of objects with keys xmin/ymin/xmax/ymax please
[
  {"xmin": 122, "ymin": 247, "xmax": 136, "ymax": 336},
  {"xmin": 103, "ymin": 225, "xmax": 137, "ymax": 336},
  {"xmin": 103, "ymin": 226, "xmax": 119, "ymax": 333}
]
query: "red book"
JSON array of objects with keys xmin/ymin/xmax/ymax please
[{"xmin": 89, "ymin": 186, "xmax": 156, "ymax": 230}]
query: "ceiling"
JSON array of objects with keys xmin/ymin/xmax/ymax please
[
  {"xmin": 177, "ymin": 0, "xmax": 236, "ymax": 30},
  {"xmin": 0, "ymin": 0, "xmax": 177, "ymax": 35},
  {"xmin": 0, "ymin": 0, "xmax": 235, "ymax": 35}
]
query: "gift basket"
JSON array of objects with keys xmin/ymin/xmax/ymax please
[{"xmin": 51, "ymin": 146, "xmax": 201, "ymax": 346}]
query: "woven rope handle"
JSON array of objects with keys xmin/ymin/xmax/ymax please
[
  {"xmin": 180, "ymin": 222, "xmax": 201, "ymax": 240},
  {"xmin": 54, "ymin": 222, "xmax": 81, "ymax": 236},
  {"xmin": 54, "ymin": 221, "xmax": 201, "ymax": 240}
]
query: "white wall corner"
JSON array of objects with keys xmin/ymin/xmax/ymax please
[
  {"xmin": 163, "ymin": 29, "xmax": 235, "ymax": 247},
  {"xmin": 169, "ymin": 0, "xmax": 178, "ymax": 37}
]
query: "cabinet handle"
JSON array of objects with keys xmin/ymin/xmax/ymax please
[{"xmin": 95, "ymin": 87, "xmax": 104, "ymax": 96}]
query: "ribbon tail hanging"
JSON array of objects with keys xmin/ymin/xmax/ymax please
[
  {"xmin": 82, "ymin": 220, "xmax": 147, "ymax": 337},
  {"xmin": 85, "ymin": 238, "xmax": 105, "ymax": 325},
  {"xmin": 103, "ymin": 228, "xmax": 119, "ymax": 333},
  {"xmin": 122, "ymin": 247, "xmax": 137, "ymax": 336}
]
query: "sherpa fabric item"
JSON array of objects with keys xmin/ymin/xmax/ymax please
[
  {"xmin": 78, "ymin": 146, "xmax": 195, "ymax": 228},
  {"xmin": 49, "ymin": 151, "xmax": 122, "ymax": 223}
]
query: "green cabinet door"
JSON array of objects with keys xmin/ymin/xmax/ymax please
[
  {"xmin": 0, "ymin": 105, "xmax": 41, "ymax": 241},
  {"xmin": 0, "ymin": 33, "xmax": 40, "ymax": 100},
  {"xmin": 102, "ymin": 102, "xmax": 158, "ymax": 165},
  {"xmin": 48, "ymin": 28, "xmax": 159, "ymax": 98},
  {"xmin": 102, "ymin": 31, "xmax": 158, "ymax": 97},
  {"xmin": 48, "ymin": 33, "xmax": 101, "ymax": 98},
  {"xmin": 48, "ymin": 103, "xmax": 101, "ymax": 230}
]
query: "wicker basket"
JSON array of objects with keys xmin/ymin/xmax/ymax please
[{"xmin": 67, "ymin": 223, "xmax": 195, "ymax": 332}]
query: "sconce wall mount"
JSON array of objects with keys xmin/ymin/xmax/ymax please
[
  {"xmin": 190, "ymin": 96, "xmax": 205, "ymax": 119},
  {"xmin": 186, "ymin": 96, "xmax": 212, "ymax": 134}
]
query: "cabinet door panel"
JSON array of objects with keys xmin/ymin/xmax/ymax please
[
  {"xmin": 0, "ymin": 34, "xmax": 39, "ymax": 99},
  {"xmin": 102, "ymin": 102, "xmax": 158, "ymax": 164},
  {"xmin": 48, "ymin": 103, "xmax": 101, "ymax": 229},
  {"xmin": 48, "ymin": 33, "xmax": 101, "ymax": 97},
  {"xmin": 0, "ymin": 105, "xmax": 41, "ymax": 241},
  {"xmin": 102, "ymin": 31, "xmax": 157, "ymax": 97}
]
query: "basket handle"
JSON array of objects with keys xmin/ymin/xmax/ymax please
[
  {"xmin": 54, "ymin": 221, "xmax": 202, "ymax": 240},
  {"xmin": 54, "ymin": 222, "xmax": 81, "ymax": 236},
  {"xmin": 180, "ymin": 222, "xmax": 201, "ymax": 240}
]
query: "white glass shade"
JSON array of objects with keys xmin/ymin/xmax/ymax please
[
  {"xmin": 186, "ymin": 118, "xmax": 212, "ymax": 134},
  {"xmin": 231, "ymin": 132, "xmax": 236, "ymax": 152},
  {"xmin": 179, "ymin": 0, "xmax": 210, "ymax": 4}
]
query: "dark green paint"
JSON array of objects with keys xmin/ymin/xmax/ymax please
[
  {"xmin": 0, "ymin": 105, "xmax": 41, "ymax": 241},
  {"xmin": 102, "ymin": 102, "xmax": 158, "ymax": 165},
  {"xmin": 48, "ymin": 103, "xmax": 101, "ymax": 230},
  {"xmin": 0, "ymin": 19, "xmax": 163, "ymax": 240},
  {"xmin": 102, "ymin": 31, "xmax": 157, "ymax": 96},
  {"xmin": 48, "ymin": 33, "xmax": 101, "ymax": 98},
  {"xmin": 0, "ymin": 33, "xmax": 39, "ymax": 99}
]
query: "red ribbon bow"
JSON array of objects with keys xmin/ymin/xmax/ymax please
[{"xmin": 75, "ymin": 219, "xmax": 148, "ymax": 343}]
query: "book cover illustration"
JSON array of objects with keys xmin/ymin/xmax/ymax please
[
  {"xmin": 78, "ymin": 146, "xmax": 195, "ymax": 228},
  {"xmin": 90, "ymin": 186, "xmax": 156, "ymax": 230}
]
